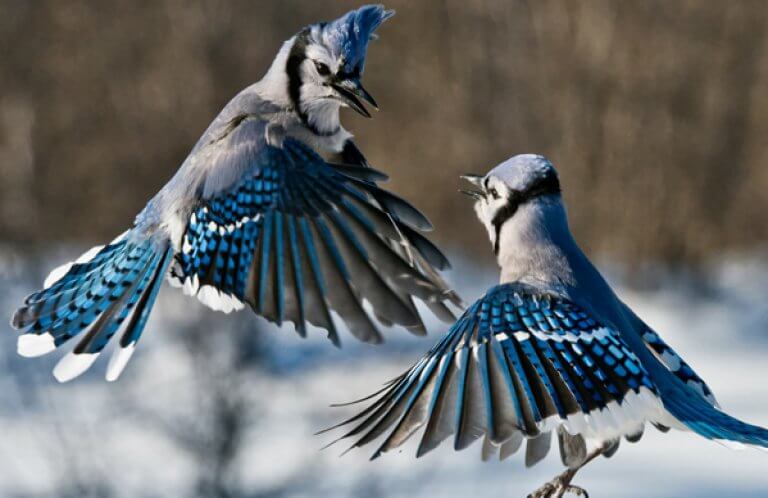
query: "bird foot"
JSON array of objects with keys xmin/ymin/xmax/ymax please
[{"xmin": 527, "ymin": 471, "xmax": 588, "ymax": 498}]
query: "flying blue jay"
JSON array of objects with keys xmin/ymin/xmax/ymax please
[
  {"xmin": 11, "ymin": 5, "xmax": 460, "ymax": 383},
  {"xmin": 326, "ymin": 154, "xmax": 768, "ymax": 498}
]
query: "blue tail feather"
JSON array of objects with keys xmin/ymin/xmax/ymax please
[
  {"xmin": 17, "ymin": 245, "xmax": 144, "ymax": 337},
  {"xmin": 13, "ymin": 236, "xmax": 172, "ymax": 381},
  {"xmin": 664, "ymin": 384, "xmax": 768, "ymax": 447},
  {"xmin": 117, "ymin": 248, "xmax": 173, "ymax": 348},
  {"xmin": 74, "ymin": 249, "xmax": 165, "ymax": 355}
]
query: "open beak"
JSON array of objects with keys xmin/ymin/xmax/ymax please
[
  {"xmin": 331, "ymin": 78, "xmax": 377, "ymax": 118},
  {"xmin": 460, "ymin": 173, "xmax": 484, "ymax": 187},
  {"xmin": 459, "ymin": 173, "xmax": 485, "ymax": 199},
  {"xmin": 459, "ymin": 189, "xmax": 484, "ymax": 200}
]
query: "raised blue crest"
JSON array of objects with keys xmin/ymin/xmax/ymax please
[{"xmin": 320, "ymin": 4, "xmax": 395, "ymax": 74}]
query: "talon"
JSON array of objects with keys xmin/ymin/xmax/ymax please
[
  {"xmin": 564, "ymin": 485, "xmax": 588, "ymax": 498},
  {"xmin": 527, "ymin": 482, "xmax": 557, "ymax": 498}
]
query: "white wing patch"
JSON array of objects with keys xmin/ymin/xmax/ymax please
[{"xmin": 178, "ymin": 275, "xmax": 245, "ymax": 314}]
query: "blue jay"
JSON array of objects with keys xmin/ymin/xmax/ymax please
[
  {"xmin": 11, "ymin": 5, "xmax": 460, "ymax": 383},
  {"xmin": 326, "ymin": 154, "xmax": 768, "ymax": 498}
]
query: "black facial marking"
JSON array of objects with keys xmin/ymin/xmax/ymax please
[
  {"xmin": 491, "ymin": 201, "xmax": 519, "ymax": 255},
  {"xmin": 285, "ymin": 30, "xmax": 339, "ymax": 137},
  {"xmin": 489, "ymin": 170, "xmax": 561, "ymax": 255},
  {"xmin": 336, "ymin": 64, "xmax": 361, "ymax": 81},
  {"xmin": 286, "ymin": 29, "xmax": 310, "ymax": 124}
]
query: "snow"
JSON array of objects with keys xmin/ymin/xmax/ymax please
[{"xmin": 1, "ymin": 251, "xmax": 767, "ymax": 497}]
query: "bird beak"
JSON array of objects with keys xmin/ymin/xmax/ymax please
[
  {"xmin": 331, "ymin": 78, "xmax": 377, "ymax": 118},
  {"xmin": 459, "ymin": 173, "xmax": 485, "ymax": 199},
  {"xmin": 460, "ymin": 174, "xmax": 484, "ymax": 187},
  {"xmin": 459, "ymin": 189, "xmax": 484, "ymax": 200}
]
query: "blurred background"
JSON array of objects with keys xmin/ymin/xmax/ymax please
[{"xmin": 1, "ymin": 1, "xmax": 768, "ymax": 497}]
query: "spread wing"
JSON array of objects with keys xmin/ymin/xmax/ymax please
[
  {"xmin": 173, "ymin": 118, "xmax": 458, "ymax": 345},
  {"xmin": 325, "ymin": 284, "xmax": 669, "ymax": 466},
  {"xmin": 334, "ymin": 139, "xmax": 463, "ymax": 323}
]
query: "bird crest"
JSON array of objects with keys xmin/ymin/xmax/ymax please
[{"xmin": 316, "ymin": 4, "xmax": 394, "ymax": 75}]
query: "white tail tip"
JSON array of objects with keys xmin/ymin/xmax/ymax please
[
  {"xmin": 106, "ymin": 344, "xmax": 136, "ymax": 382},
  {"xmin": 17, "ymin": 333, "xmax": 56, "ymax": 357},
  {"xmin": 43, "ymin": 262, "xmax": 74, "ymax": 289},
  {"xmin": 53, "ymin": 352, "xmax": 98, "ymax": 383}
]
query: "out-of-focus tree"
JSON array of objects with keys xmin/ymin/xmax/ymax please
[{"xmin": 1, "ymin": 0, "xmax": 767, "ymax": 273}]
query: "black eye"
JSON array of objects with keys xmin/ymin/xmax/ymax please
[
  {"xmin": 489, "ymin": 188, "xmax": 500, "ymax": 200},
  {"xmin": 314, "ymin": 61, "xmax": 331, "ymax": 76}
]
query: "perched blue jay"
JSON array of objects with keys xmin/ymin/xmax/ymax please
[
  {"xmin": 11, "ymin": 5, "xmax": 460, "ymax": 383},
  {"xmin": 326, "ymin": 154, "xmax": 768, "ymax": 498}
]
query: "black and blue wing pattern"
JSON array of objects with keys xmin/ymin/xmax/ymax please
[
  {"xmin": 325, "ymin": 284, "xmax": 668, "ymax": 466},
  {"xmin": 174, "ymin": 135, "xmax": 459, "ymax": 345},
  {"xmin": 12, "ymin": 234, "xmax": 174, "ymax": 381},
  {"xmin": 641, "ymin": 328, "xmax": 718, "ymax": 407}
]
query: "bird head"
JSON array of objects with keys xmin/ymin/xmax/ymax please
[
  {"xmin": 460, "ymin": 154, "xmax": 562, "ymax": 254},
  {"xmin": 285, "ymin": 5, "xmax": 394, "ymax": 132}
]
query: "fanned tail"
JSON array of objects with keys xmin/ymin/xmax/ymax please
[{"xmin": 11, "ymin": 232, "xmax": 173, "ymax": 382}]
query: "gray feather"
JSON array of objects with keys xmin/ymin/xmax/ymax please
[
  {"xmin": 499, "ymin": 431, "xmax": 524, "ymax": 461},
  {"xmin": 557, "ymin": 426, "xmax": 587, "ymax": 469},
  {"xmin": 481, "ymin": 434, "xmax": 497, "ymax": 462},
  {"xmin": 455, "ymin": 346, "xmax": 487, "ymax": 451},
  {"xmin": 308, "ymin": 216, "xmax": 381, "ymax": 344},
  {"xmin": 375, "ymin": 357, "xmax": 443, "ymax": 455},
  {"xmin": 485, "ymin": 342, "xmax": 520, "ymax": 444},
  {"xmin": 626, "ymin": 425, "xmax": 645, "ymax": 443},
  {"xmin": 525, "ymin": 431, "xmax": 551, "ymax": 467},
  {"xmin": 602, "ymin": 438, "xmax": 620, "ymax": 458},
  {"xmin": 417, "ymin": 351, "xmax": 460, "ymax": 457}
]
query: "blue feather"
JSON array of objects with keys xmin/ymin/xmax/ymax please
[
  {"xmin": 257, "ymin": 212, "xmax": 274, "ymax": 313},
  {"xmin": 286, "ymin": 216, "xmax": 306, "ymax": 335},
  {"xmin": 118, "ymin": 247, "xmax": 173, "ymax": 348},
  {"xmin": 323, "ymin": 5, "xmax": 394, "ymax": 74},
  {"xmin": 273, "ymin": 211, "xmax": 285, "ymax": 324},
  {"xmin": 299, "ymin": 217, "xmax": 339, "ymax": 345}
]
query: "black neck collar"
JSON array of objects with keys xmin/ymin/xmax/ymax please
[{"xmin": 490, "ymin": 171, "xmax": 561, "ymax": 255}]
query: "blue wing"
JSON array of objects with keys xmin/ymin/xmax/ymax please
[
  {"xmin": 326, "ymin": 284, "xmax": 665, "ymax": 464},
  {"xmin": 174, "ymin": 129, "xmax": 457, "ymax": 345},
  {"xmin": 641, "ymin": 328, "xmax": 718, "ymax": 406}
]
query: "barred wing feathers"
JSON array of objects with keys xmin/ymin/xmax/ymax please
[
  {"xmin": 174, "ymin": 134, "xmax": 457, "ymax": 345},
  {"xmin": 326, "ymin": 284, "xmax": 669, "ymax": 465}
]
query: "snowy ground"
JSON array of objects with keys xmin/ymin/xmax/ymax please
[{"xmin": 1, "ymin": 250, "xmax": 768, "ymax": 497}]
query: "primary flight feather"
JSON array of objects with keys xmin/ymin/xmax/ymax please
[{"xmin": 327, "ymin": 154, "xmax": 768, "ymax": 498}]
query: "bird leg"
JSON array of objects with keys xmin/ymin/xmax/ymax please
[{"xmin": 526, "ymin": 446, "xmax": 604, "ymax": 498}]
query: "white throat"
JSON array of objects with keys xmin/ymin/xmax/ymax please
[
  {"xmin": 492, "ymin": 198, "xmax": 577, "ymax": 288},
  {"xmin": 254, "ymin": 36, "xmax": 344, "ymax": 138},
  {"xmin": 301, "ymin": 97, "xmax": 342, "ymax": 135}
]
